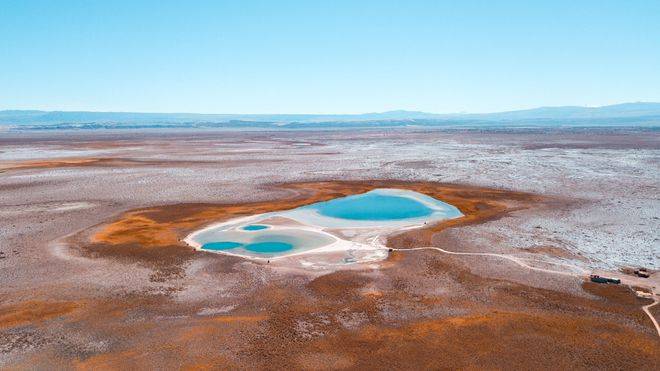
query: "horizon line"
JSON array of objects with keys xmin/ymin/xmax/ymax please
[{"xmin": 1, "ymin": 101, "xmax": 658, "ymax": 117}]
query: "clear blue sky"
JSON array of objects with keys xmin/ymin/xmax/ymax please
[{"xmin": 1, "ymin": 0, "xmax": 659, "ymax": 114}]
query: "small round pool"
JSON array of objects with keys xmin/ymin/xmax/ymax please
[
  {"xmin": 242, "ymin": 224, "xmax": 269, "ymax": 231},
  {"xmin": 195, "ymin": 229, "xmax": 334, "ymax": 257}
]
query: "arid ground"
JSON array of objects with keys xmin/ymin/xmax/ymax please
[{"xmin": 1, "ymin": 128, "xmax": 658, "ymax": 369}]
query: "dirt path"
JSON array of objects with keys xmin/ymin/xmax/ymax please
[
  {"xmin": 642, "ymin": 300, "xmax": 660, "ymax": 337},
  {"xmin": 391, "ymin": 246, "xmax": 660, "ymax": 338},
  {"xmin": 391, "ymin": 246, "xmax": 589, "ymax": 277}
]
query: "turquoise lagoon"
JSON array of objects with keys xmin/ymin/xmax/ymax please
[
  {"xmin": 187, "ymin": 189, "xmax": 462, "ymax": 259},
  {"xmin": 289, "ymin": 188, "xmax": 463, "ymax": 228},
  {"xmin": 308, "ymin": 192, "xmax": 434, "ymax": 220}
]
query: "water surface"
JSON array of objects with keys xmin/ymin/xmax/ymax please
[
  {"xmin": 242, "ymin": 224, "xmax": 269, "ymax": 231},
  {"xmin": 311, "ymin": 193, "xmax": 434, "ymax": 220},
  {"xmin": 189, "ymin": 188, "xmax": 463, "ymax": 259}
]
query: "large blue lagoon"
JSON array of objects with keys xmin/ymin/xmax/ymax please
[
  {"xmin": 186, "ymin": 188, "xmax": 463, "ymax": 260},
  {"xmin": 309, "ymin": 192, "xmax": 434, "ymax": 220},
  {"xmin": 288, "ymin": 188, "xmax": 462, "ymax": 228}
]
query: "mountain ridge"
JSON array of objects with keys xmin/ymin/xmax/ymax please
[{"xmin": 2, "ymin": 102, "xmax": 660, "ymax": 128}]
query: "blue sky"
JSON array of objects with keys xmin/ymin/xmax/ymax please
[{"xmin": 1, "ymin": 0, "xmax": 659, "ymax": 113}]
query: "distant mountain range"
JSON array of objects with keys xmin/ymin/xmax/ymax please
[
  {"xmin": 2, "ymin": 102, "xmax": 660, "ymax": 130},
  {"xmin": 462, "ymin": 102, "xmax": 660, "ymax": 120}
]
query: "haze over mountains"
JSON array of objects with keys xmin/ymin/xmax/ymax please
[{"xmin": 2, "ymin": 102, "xmax": 659, "ymax": 130}]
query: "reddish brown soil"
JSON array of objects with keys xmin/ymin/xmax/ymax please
[
  {"xmin": 0, "ymin": 301, "xmax": 80, "ymax": 330},
  {"xmin": 0, "ymin": 157, "xmax": 279, "ymax": 171},
  {"xmin": 526, "ymin": 245, "xmax": 589, "ymax": 261},
  {"xmin": 0, "ymin": 157, "xmax": 110, "ymax": 171},
  {"xmin": 4, "ymin": 180, "xmax": 659, "ymax": 369}
]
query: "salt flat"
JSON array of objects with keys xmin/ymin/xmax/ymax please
[{"xmin": 0, "ymin": 128, "xmax": 658, "ymax": 368}]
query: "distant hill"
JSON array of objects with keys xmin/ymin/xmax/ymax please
[
  {"xmin": 0, "ymin": 109, "xmax": 441, "ymax": 125},
  {"xmin": 1, "ymin": 102, "xmax": 659, "ymax": 130},
  {"xmin": 463, "ymin": 102, "xmax": 660, "ymax": 120}
]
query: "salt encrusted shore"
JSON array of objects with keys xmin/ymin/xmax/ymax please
[{"xmin": 184, "ymin": 188, "xmax": 463, "ymax": 261}]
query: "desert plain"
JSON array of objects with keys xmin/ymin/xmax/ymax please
[{"xmin": 1, "ymin": 128, "xmax": 658, "ymax": 369}]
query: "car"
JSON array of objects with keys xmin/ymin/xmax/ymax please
[
  {"xmin": 590, "ymin": 274, "xmax": 620, "ymax": 284},
  {"xmin": 590, "ymin": 275, "xmax": 609, "ymax": 283}
]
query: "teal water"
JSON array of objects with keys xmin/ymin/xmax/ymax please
[
  {"xmin": 194, "ymin": 189, "xmax": 462, "ymax": 258},
  {"xmin": 202, "ymin": 240, "xmax": 294, "ymax": 253},
  {"xmin": 242, "ymin": 224, "xmax": 269, "ymax": 231},
  {"xmin": 200, "ymin": 233, "xmax": 303, "ymax": 255},
  {"xmin": 244, "ymin": 241, "xmax": 293, "ymax": 253},
  {"xmin": 202, "ymin": 241, "xmax": 243, "ymax": 250},
  {"xmin": 310, "ymin": 193, "xmax": 433, "ymax": 220}
]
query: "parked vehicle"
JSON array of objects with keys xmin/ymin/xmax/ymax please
[{"xmin": 590, "ymin": 274, "xmax": 620, "ymax": 284}]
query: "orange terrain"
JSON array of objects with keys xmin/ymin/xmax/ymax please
[{"xmin": 3, "ymin": 180, "xmax": 658, "ymax": 369}]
